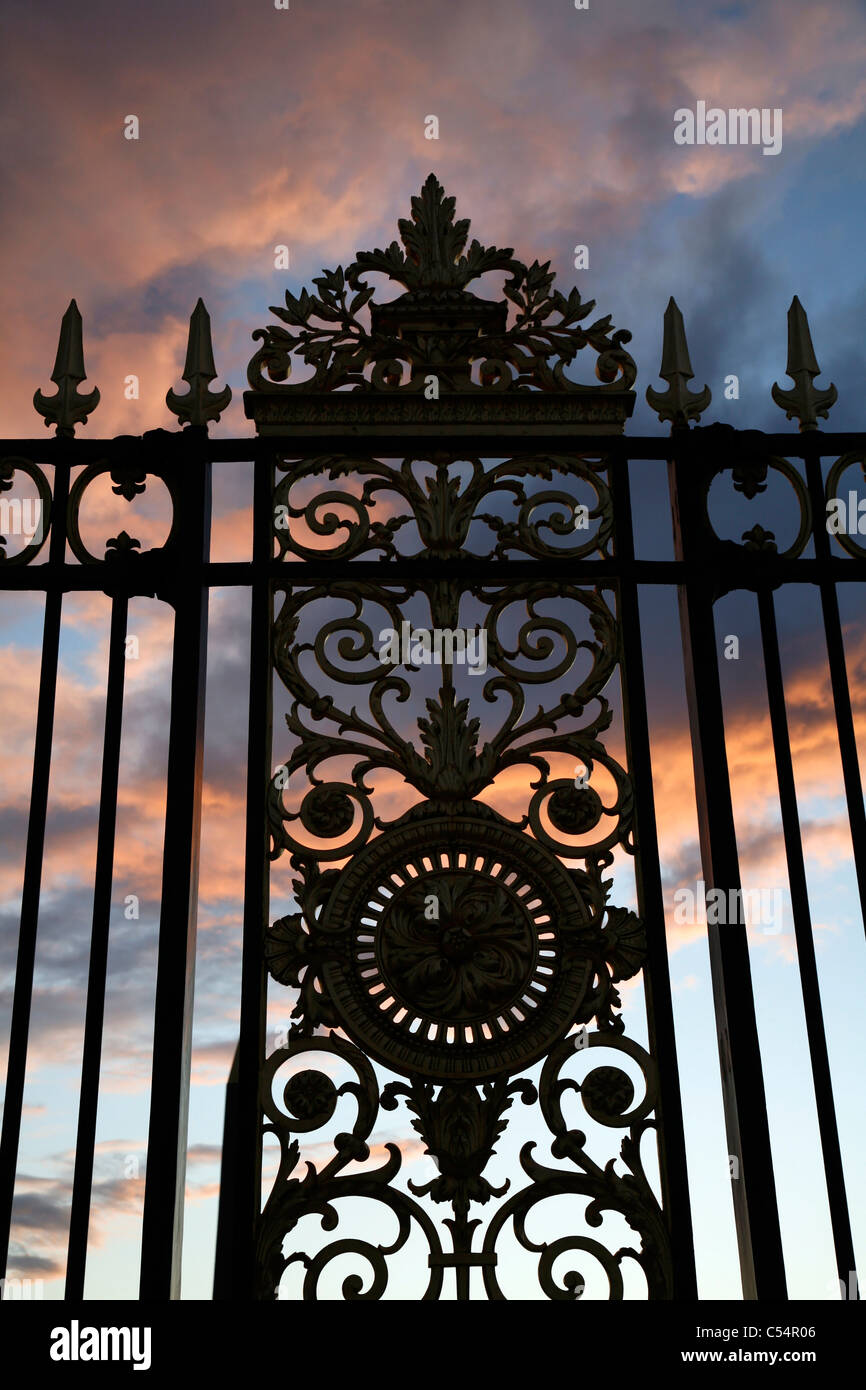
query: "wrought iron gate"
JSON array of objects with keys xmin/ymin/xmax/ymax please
[{"xmin": 0, "ymin": 176, "xmax": 862, "ymax": 1301}]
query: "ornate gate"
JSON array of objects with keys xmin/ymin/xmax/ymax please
[{"xmin": 0, "ymin": 176, "xmax": 861, "ymax": 1302}]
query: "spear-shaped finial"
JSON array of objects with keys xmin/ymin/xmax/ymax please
[
  {"xmin": 166, "ymin": 298, "xmax": 232, "ymax": 428},
  {"xmin": 645, "ymin": 297, "xmax": 711, "ymax": 430},
  {"xmin": 771, "ymin": 296, "xmax": 837, "ymax": 431},
  {"xmin": 33, "ymin": 300, "xmax": 101, "ymax": 436}
]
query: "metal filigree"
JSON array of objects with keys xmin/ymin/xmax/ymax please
[
  {"xmin": 254, "ymin": 178, "xmax": 673, "ymax": 1301},
  {"xmin": 245, "ymin": 174, "xmax": 636, "ymax": 434},
  {"xmin": 381, "ymin": 1075, "xmax": 536, "ymax": 1214},
  {"xmin": 260, "ymin": 543, "xmax": 667, "ymax": 1294},
  {"xmin": 257, "ymin": 1034, "xmax": 445, "ymax": 1300},
  {"xmin": 266, "ymin": 809, "xmax": 642, "ymax": 1081},
  {"xmin": 272, "ymin": 453, "xmax": 614, "ymax": 562}
]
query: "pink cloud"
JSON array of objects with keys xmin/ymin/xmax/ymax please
[{"xmin": 1, "ymin": 1, "xmax": 864, "ymax": 436}]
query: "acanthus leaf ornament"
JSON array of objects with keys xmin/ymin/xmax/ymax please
[{"xmin": 381, "ymin": 1076, "xmax": 537, "ymax": 1215}]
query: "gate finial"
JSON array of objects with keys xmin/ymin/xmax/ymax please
[
  {"xmin": 771, "ymin": 296, "xmax": 837, "ymax": 431},
  {"xmin": 645, "ymin": 297, "xmax": 711, "ymax": 430},
  {"xmin": 166, "ymin": 298, "xmax": 232, "ymax": 428},
  {"xmin": 33, "ymin": 299, "xmax": 101, "ymax": 436}
]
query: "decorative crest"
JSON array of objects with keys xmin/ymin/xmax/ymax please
[
  {"xmin": 645, "ymin": 297, "xmax": 711, "ymax": 429},
  {"xmin": 33, "ymin": 300, "xmax": 100, "ymax": 436},
  {"xmin": 166, "ymin": 298, "xmax": 232, "ymax": 428},
  {"xmin": 245, "ymin": 174, "xmax": 636, "ymax": 434},
  {"xmin": 771, "ymin": 296, "xmax": 837, "ymax": 431}
]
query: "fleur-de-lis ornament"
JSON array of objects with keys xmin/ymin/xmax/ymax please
[
  {"xmin": 166, "ymin": 298, "xmax": 232, "ymax": 428},
  {"xmin": 33, "ymin": 300, "xmax": 100, "ymax": 436},
  {"xmin": 771, "ymin": 296, "xmax": 837, "ymax": 431},
  {"xmin": 646, "ymin": 297, "xmax": 711, "ymax": 429}
]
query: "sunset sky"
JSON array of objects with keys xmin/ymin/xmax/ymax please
[{"xmin": 1, "ymin": 0, "xmax": 866, "ymax": 1301}]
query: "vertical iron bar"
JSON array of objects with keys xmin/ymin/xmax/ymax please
[
  {"xmin": 757, "ymin": 583, "xmax": 857, "ymax": 1295},
  {"xmin": 804, "ymin": 445, "xmax": 866, "ymax": 940},
  {"xmin": 213, "ymin": 452, "xmax": 272, "ymax": 1298},
  {"xmin": 139, "ymin": 433, "xmax": 210, "ymax": 1299},
  {"xmin": 611, "ymin": 454, "xmax": 698, "ymax": 1298},
  {"xmin": 213, "ymin": 1045, "xmax": 239, "ymax": 1297},
  {"xmin": 453, "ymin": 1213, "xmax": 471, "ymax": 1302},
  {"xmin": 668, "ymin": 450, "xmax": 787, "ymax": 1299},
  {"xmin": 65, "ymin": 590, "xmax": 129, "ymax": 1298},
  {"xmin": 0, "ymin": 454, "xmax": 69, "ymax": 1285}
]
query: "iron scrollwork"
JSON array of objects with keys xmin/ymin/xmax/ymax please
[{"xmin": 272, "ymin": 453, "xmax": 614, "ymax": 564}]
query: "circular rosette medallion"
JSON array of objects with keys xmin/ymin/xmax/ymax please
[{"xmin": 318, "ymin": 815, "xmax": 595, "ymax": 1080}]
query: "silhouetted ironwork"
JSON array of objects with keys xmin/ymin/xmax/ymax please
[{"xmin": 0, "ymin": 176, "xmax": 860, "ymax": 1302}]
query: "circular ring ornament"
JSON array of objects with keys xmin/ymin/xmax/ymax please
[
  {"xmin": 317, "ymin": 815, "xmax": 596, "ymax": 1081},
  {"xmin": 0, "ymin": 458, "xmax": 53, "ymax": 566},
  {"xmin": 825, "ymin": 452, "xmax": 866, "ymax": 559},
  {"xmin": 283, "ymin": 1069, "xmax": 338, "ymax": 1126}
]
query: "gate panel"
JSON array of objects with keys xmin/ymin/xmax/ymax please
[{"xmin": 233, "ymin": 175, "xmax": 693, "ymax": 1300}]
